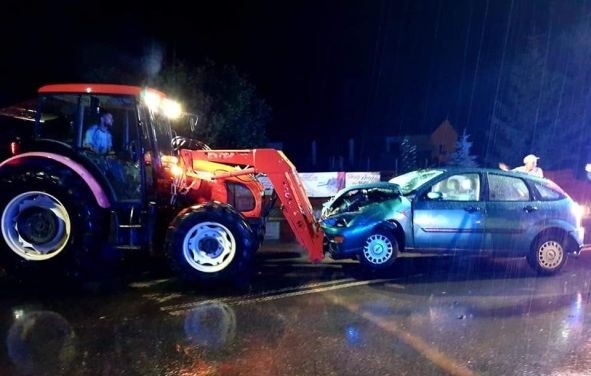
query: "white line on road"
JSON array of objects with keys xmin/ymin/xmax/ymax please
[{"xmin": 164, "ymin": 278, "xmax": 401, "ymax": 316}]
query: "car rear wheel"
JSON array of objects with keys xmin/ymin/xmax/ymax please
[
  {"xmin": 526, "ymin": 233, "xmax": 567, "ymax": 275},
  {"xmin": 359, "ymin": 229, "xmax": 399, "ymax": 270}
]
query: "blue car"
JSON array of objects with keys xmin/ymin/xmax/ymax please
[{"xmin": 320, "ymin": 168, "xmax": 584, "ymax": 275}]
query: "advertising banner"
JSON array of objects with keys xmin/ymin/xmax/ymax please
[
  {"xmin": 259, "ymin": 171, "xmax": 381, "ymax": 197},
  {"xmin": 298, "ymin": 172, "xmax": 345, "ymax": 197},
  {"xmin": 345, "ymin": 172, "xmax": 381, "ymax": 187}
]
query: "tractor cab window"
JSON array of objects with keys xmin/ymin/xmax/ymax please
[
  {"xmin": 83, "ymin": 99, "xmax": 142, "ymax": 201},
  {"xmin": 37, "ymin": 95, "xmax": 77, "ymax": 145},
  {"xmin": 138, "ymin": 106, "xmax": 174, "ymax": 163}
]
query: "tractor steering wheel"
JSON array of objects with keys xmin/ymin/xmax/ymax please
[{"xmin": 171, "ymin": 136, "xmax": 187, "ymax": 152}]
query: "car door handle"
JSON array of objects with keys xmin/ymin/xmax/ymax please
[
  {"xmin": 464, "ymin": 206, "xmax": 481, "ymax": 213},
  {"xmin": 523, "ymin": 205, "xmax": 538, "ymax": 213}
]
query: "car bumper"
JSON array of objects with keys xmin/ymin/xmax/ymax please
[
  {"xmin": 572, "ymin": 226, "xmax": 586, "ymax": 254},
  {"xmin": 323, "ymin": 235, "xmax": 361, "ymax": 259}
]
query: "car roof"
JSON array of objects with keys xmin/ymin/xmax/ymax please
[{"xmin": 412, "ymin": 167, "xmax": 547, "ymax": 181}]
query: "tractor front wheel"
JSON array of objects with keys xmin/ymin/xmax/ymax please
[{"xmin": 165, "ymin": 203, "xmax": 256, "ymax": 284}]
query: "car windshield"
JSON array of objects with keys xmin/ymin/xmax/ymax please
[{"xmin": 389, "ymin": 169, "xmax": 444, "ymax": 195}]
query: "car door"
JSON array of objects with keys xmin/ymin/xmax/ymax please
[
  {"xmin": 485, "ymin": 172, "xmax": 541, "ymax": 252},
  {"xmin": 412, "ymin": 172, "xmax": 486, "ymax": 251}
]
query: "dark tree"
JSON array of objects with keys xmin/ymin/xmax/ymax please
[
  {"xmin": 80, "ymin": 46, "xmax": 271, "ymax": 149},
  {"xmin": 487, "ymin": 26, "xmax": 584, "ymax": 170},
  {"xmin": 399, "ymin": 136, "xmax": 418, "ymax": 174},
  {"xmin": 151, "ymin": 60, "xmax": 270, "ymax": 148},
  {"xmin": 448, "ymin": 129, "xmax": 478, "ymax": 167}
]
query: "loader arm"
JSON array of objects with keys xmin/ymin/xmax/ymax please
[{"xmin": 179, "ymin": 148, "xmax": 324, "ymax": 262}]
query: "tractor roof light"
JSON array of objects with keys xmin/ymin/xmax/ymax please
[
  {"xmin": 141, "ymin": 90, "xmax": 182, "ymax": 119},
  {"xmin": 142, "ymin": 90, "xmax": 162, "ymax": 111},
  {"xmin": 161, "ymin": 98, "xmax": 182, "ymax": 119}
]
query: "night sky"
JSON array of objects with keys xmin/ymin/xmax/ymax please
[{"xmin": 0, "ymin": 0, "xmax": 588, "ymax": 164}]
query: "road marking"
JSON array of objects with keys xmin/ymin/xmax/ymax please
[
  {"xmin": 163, "ymin": 278, "xmax": 401, "ymax": 316},
  {"xmin": 129, "ymin": 278, "xmax": 171, "ymax": 288},
  {"xmin": 142, "ymin": 293, "xmax": 184, "ymax": 304}
]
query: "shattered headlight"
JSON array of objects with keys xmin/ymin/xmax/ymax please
[{"xmin": 321, "ymin": 214, "xmax": 355, "ymax": 228}]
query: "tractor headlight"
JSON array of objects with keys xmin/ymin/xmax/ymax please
[{"xmin": 161, "ymin": 155, "xmax": 181, "ymax": 176}]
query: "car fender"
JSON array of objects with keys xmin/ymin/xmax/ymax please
[
  {"xmin": 538, "ymin": 218, "xmax": 578, "ymax": 233},
  {"xmin": 374, "ymin": 221, "xmax": 398, "ymax": 233},
  {"xmin": 0, "ymin": 152, "xmax": 110, "ymax": 208},
  {"xmin": 373, "ymin": 220, "xmax": 407, "ymax": 250},
  {"xmin": 530, "ymin": 219, "xmax": 583, "ymax": 251}
]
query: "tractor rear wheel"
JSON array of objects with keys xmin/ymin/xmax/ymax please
[{"xmin": 0, "ymin": 169, "xmax": 107, "ymax": 283}]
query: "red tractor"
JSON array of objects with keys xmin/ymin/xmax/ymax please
[{"xmin": 0, "ymin": 84, "xmax": 323, "ymax": 284}]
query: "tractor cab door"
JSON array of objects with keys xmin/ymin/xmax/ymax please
[
  {"xmin": 137, "ymin": 105, "xmax": 176, "ymax": 203},
  {"xmin": 106, "ymin": 106, "xmax": 143, "ymax": 201},
  {"xmin": 78, "ymin": 96, "xmax": 144, "ymax": 202}
]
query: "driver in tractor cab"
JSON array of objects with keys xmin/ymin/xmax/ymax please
[
  {"xmin": 82, "ymin": 110, "xmax": 133, "ymax": 195},
  {"xmin": 83, "ymin": 111, "xmax": 114, "ymax": 154}
]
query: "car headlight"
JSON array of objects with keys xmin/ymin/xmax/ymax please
[{"xmin": 321, "ymin": 214, "xmax": 353, "ymax": 228}]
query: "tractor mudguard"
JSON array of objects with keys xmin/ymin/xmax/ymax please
[{"xmin": 0, "ymin": 152, "xmax": 110, "ymax": 208}]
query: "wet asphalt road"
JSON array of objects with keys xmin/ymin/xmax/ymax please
[{"xmin": 2, "ymin": 243, "xmax": 591, "ymax": 376}]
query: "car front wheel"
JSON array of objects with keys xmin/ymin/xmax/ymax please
[
  {"xmin": 359, "ymin": 229, "xmax": 399, "ymax": 270},
  {"xmin": 526, "ymin": 233, "xmax": 567, "ymax": 275}
]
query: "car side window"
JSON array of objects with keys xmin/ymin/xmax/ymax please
[
  {"xmin": 488, "ymin": 174, "xmax": 530, "ymax": 201},
  {"xmin": 534, "ymin": 182, "xmax": 564, "ymax": 201},
  {"xmin": 430, "ymin": 173, "xmax": 480, "ymax": 201}
]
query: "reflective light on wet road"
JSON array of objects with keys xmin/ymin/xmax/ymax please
[
  {"xmin": 323, "ymin": 293, "xmax": 477, "ymax": 376},
  {"xmin": 138, "ymin": 277, "xmax": 476, "ymax": 376}
]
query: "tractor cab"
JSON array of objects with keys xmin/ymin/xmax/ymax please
[{"xmin": 31, "ymin": 85, "xmax": 180, "ymax": 203}]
